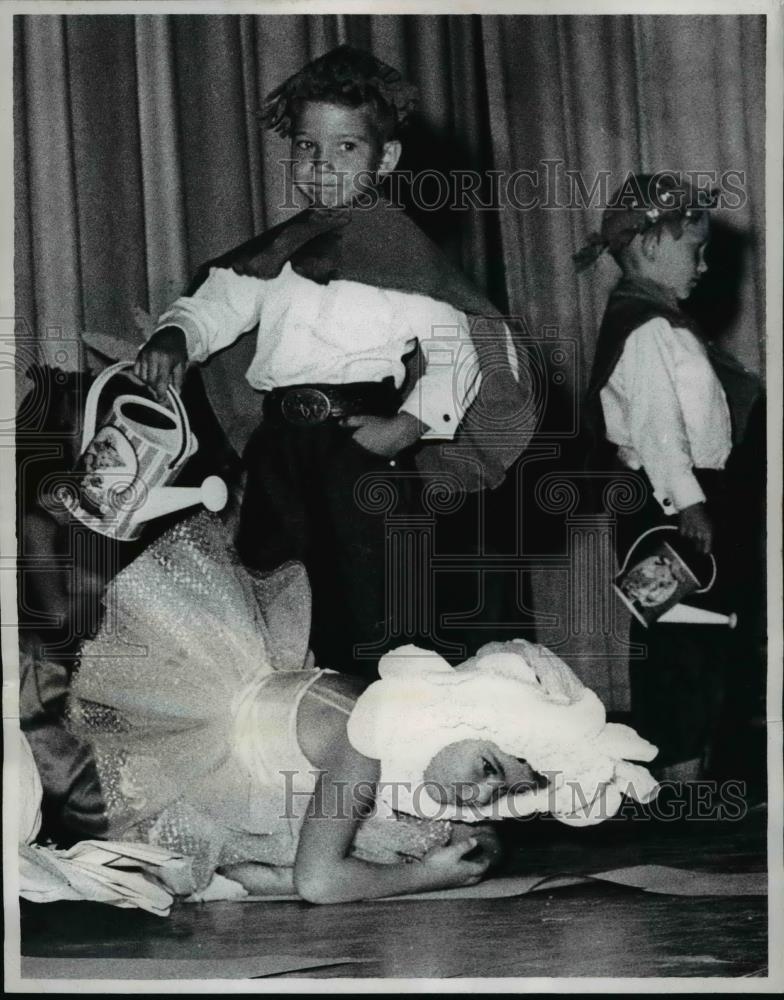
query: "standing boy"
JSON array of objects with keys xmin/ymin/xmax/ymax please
[
  {"xmin": 578, "ymin": 172, "xmax": 760, "ymax": 780},
  {"xmin": 135, "ymin": 46, "xmax": 533, "ymax": 674}
]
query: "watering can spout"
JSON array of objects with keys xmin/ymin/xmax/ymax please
[
  {"xmin": 657, "ymin": 603, "xmax": 737, "ymax": 628},
  {"xmin": 134, "ymin": 477, "xmax": 229, "ymax": 526}
]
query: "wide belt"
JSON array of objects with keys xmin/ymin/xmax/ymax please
[{"xmin": 264, "ymin": 378, "xmax": 400, "ymax": 427}]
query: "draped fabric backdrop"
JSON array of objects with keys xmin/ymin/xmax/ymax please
[{"xmin": 14, "ymin": 13, "xmax": 766, "ymax": 708}]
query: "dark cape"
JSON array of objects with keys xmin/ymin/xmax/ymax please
[
  {"xmin": 583, "ymin": 276, "xmax": 761, "ymax": 475},
  {"xmin": 188, "ymin": 199, "xmax": 537, "ymax": 492}
]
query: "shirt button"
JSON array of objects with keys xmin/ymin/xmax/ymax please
[
  {"xmin": 663, "ymin": 499, "xmax": 672, "ymax": 507},
  {"xmin": 443, "ymin": 414, "xmax": 451, "ymax": 422}
]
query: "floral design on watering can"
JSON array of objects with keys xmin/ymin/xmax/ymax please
[
  {"xmin": 612, "ymin": 525, "xmax": 736, "ymax": 628},
  {"xmin": 60, "ymin": 361, "xmax": 227, "ymax": 541}
]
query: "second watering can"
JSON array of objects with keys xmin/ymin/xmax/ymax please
[
  {"xmin": 614, "ymin": 525, "xmax": 736, "ymax": 629},
  {"xmin": 59, "ymin": 361, "xmax": 227, "ymax": 540}
]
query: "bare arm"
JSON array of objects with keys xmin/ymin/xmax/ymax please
[{"xmin": 293, "ymin": 741, "xmax": 490, "ymax": 904}]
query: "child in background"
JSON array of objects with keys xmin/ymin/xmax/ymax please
[
  {"xmin": 577, "ymin": 172, "xmax": 747, "ymax": 782},
  {"xmin": 134, "ymin": 46, "xmax": 531, "ymax": 675}
]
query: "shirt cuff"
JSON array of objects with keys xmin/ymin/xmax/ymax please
[
  {"xmin": 398, "ymin": 385, "xmax": 460, "ymax": 441},
  {"xmin": 653, "ymin": 472, "xmax": 707, "ymax": 515},
  {"xmin": 153, "ymin": 312, "xmax": 207, "ymax": 364}
]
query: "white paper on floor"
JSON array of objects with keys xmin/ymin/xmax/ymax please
[
  {"xmin": 592, "ymin": 864, "xmax": 768, "ymax": 896},
  {"xmin": 240, "ymin": 865, "xmax": 767, "ymax": 902},
  {"xmin": 20, "ymin": 840, "xmax": 195, "ymax": 916}
]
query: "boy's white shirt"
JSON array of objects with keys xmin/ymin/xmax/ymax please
[
  {"xmin": 600, "ymin": 317, "xmax": 732, "ymax": 514},
  {"xmin": 154, "ymin": 261, "xmax": 510, "ymax": 441}
]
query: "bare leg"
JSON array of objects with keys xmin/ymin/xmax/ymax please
[{"xmin": 218, "ymin": 862, "xmax": 296, "ymax": 896}]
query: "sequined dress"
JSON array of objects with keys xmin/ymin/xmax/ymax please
[{"xmin": 67, "ymin": 513, "xmax": 450, "ymax": 893}]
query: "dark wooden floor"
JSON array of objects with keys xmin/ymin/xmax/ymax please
[{"xmin": 20, "ymin": 803, "xmax": 769, "ymax": 980}]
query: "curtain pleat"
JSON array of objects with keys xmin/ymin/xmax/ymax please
[
  {"xmin": 20, "ymin": 16, "xmax": 83, "ymax": 370},
  {"xmin": 236, "ymin": 16, "xmax": 265, "ymax": 233},
  {"xmin": 553, "ymin": 18, "xmax": 589, "ymax": 355},
  {"xmin": 480, "ymin": 17, "xmax": 527, "ymax": 316},
  {"xmin": 13, "ymin": 20, "xmax": 38, "ymax": 392},
  {"xmin": 134, "ymin": 16, "xmax": 188, "ymax": 329},
  {"xmin": 170, "ymin": 16, "xmax": 255, "ymax": 269},
  {"xmin": 739, "ymin": 16, "xmax": 766, "ymax": 372},
  {"xmin": 65, "ymin": 16, "xmax": 147, "ymax": 344}
]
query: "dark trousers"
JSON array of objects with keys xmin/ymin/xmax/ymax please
[
  {"xmin": 237, "ymin": 419, "xmax": 413, "ymax": 677},
  {"xmin": 613, "ymin": 466, "xmax": 742, "ymax": 771}
]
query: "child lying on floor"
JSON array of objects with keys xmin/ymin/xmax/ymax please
[{"xmin": 54, "ymin": 514, "xmax": 658, "ymax": 904}]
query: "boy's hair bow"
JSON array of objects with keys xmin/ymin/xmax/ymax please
[
  {"xmin": 261, "ymin": 45, "xmax": 419, "ymax": 139},
  {"xmin": 574, "ymin": 172, "xmax": 719, "ymax": 271}
]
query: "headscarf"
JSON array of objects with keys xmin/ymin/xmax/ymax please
[{"xmin": 347, "ymin": 639, "xmax": 659, "ymax": 826}]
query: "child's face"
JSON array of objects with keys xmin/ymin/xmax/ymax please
[
  {"xmin": 290, "ymin": 101, "xmax": 401, "ymax": 209},
  {"xmin": 641, "ymin": 214, "xmax": 710, "ymax": 300},
  {"xmin": 423, "ymin": 738, "xmax": 545, "ymax": 808}
]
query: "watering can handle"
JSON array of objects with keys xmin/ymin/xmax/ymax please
[
  {"xmin": 164, "ymin": 381, "xmax": 194, "ymax": 470},
  {"xmin": 80, "ymin": 360, "xmax": 194, "ymax": 469},
  {"xmin": 618, "ymin": 524, "xmax": 717, "ymax": 595}
]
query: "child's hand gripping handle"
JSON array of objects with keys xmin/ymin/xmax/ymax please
[
  {"xmin": 134, "ymin": 326, "xmax": 189, "ymax": 404},
  {"xmin": 678, "ymin": 501, "xmax": 714, "ymax": 555}
]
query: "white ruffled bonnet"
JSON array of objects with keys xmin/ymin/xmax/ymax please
[{"xmin": 346, "ymin": 640, "xmax": 659, "ymax": 826}]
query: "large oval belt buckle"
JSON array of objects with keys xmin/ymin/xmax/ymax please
[{"xmin": 281, "ymin": 388, "xmax": 332, "ymax": 426}]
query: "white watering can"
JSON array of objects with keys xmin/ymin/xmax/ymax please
[{"xmin": 58, "ymin": 361, "xmax": 228, "ymax": 540}]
